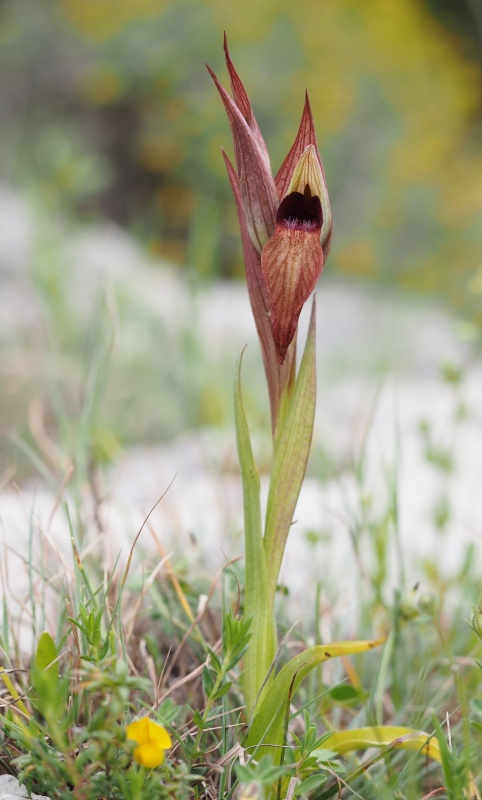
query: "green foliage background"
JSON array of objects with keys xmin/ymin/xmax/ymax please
[{"xmin": 1, "ymin": 0, "xmax": 482, "ymax": 313}]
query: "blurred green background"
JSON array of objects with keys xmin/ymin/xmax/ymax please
[
  {"xmin": 1, "ymin": 0, "xmax": 482, "ymax": 309},
  {"xmin": 2, "ymin": 0, "xmax": 482, "ymax": 475}
]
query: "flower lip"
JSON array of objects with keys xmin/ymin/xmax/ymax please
[{"xmin": 276, "ymin": 191, "xmax": 322, "ymax": 232}]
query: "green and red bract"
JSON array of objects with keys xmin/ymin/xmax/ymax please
[{"xmin": 208, "ymin": 36, "xmax": 332, "ymax": 430}]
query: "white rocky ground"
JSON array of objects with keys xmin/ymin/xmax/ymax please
[
  {"xmin": 0, "ymin": 775, "xmax": 49, "ymax": 800},
  {"xmin": 1, "ymin": 183, "xmax": 482, "ymax": 653}
]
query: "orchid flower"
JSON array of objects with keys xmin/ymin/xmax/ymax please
[{"xmin": 208, "ymin": 36, "xmax": 331, "ymax": 433}]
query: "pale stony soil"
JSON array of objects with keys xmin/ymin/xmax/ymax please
[
  {"xmin": 1, "ymin": 182, "xmax": 482, "ymax": 652},
  {"xmin": 0, "ymin": 774, "xmax": 49, "ymax": 800}
]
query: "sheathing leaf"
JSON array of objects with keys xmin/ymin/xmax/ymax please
[
  {"xmin": 326, "ymin": 726, "xmax": 441, "ymax": 762},
  {"xmin": 234, "ymin": 354, "xmax": 275, "ymax": 714},
  {"xmin": 263, "ymin": 299, "xmax": 316, "ymax": 603},
  {"xmin": 245, "ymin": 638, "xmax": 385, "ymax": 762}
]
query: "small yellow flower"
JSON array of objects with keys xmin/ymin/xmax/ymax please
[{"xmin": 126, "ymin": 717, "xmax": 172, "ymax": 769}]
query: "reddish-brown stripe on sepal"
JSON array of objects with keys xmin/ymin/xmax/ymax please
[
  {"xmin": 223, "ymin": 34, "xmax": 271, "ymax": 169},
  {"xmin": 207, "ymin": 65, "xmax": 278, "ymax": 252}
]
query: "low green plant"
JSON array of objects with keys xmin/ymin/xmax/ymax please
[{"xmin": 3, "ymin": 601, "xmax": 213, "ymax": 796}]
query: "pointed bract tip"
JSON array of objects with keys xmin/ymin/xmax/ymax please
[
  {"xmin": 206, "ymin": 63, "xmax": 217, "ymax": 80},
  {"xmin": 223, "ymin": 34, "xmax": 234, "ymax": 72}
]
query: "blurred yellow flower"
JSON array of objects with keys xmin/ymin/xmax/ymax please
[{"xmin": 126, "ymin": 717, "xmax": 172, "ymax": 768}]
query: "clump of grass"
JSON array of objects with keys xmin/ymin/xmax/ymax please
[
  {"xmin": 1, "ymin": 472, "xmax": 481, "ymax": 799},
  {"xmin": 3, "ymin": 424, "xmax": 482, "ymax": 800}
]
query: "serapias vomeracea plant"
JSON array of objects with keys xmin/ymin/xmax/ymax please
[
  {"xmin": 208, "ymin": 35, "xmax": 333, "ymax": 715},
  {"xmin": 209, "ymin": 37, "xmax": 440, "ymax": 771},
  {"xmin": 208, "ymin": 36, "xmax": 331, "ymax": 437}
]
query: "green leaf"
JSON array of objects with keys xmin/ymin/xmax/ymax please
[
  {"xmin": 470, "ymin": 698, "xmax": 482, "ymax": 719},
  {"xmin": 192, "ymin": 710, "xmax": 204, "ymax": 730},
  {"xmin": 431, "ymin": 715, "xmax": 464, "ymax": 796},
  {"xmin": 98, "ymin": 638, "xmax": 110, "ymax": 660},
  {"xmin": 325, "ymin": 726, "xmax": 441, "ymax": 762},
  {"xmin": 31, "ymin": 633, "xmax": 69, "ymax": 745},
  {"xmin": 0, "ymin": 667, "xmax": 30, "ymax": 720},
  {"xmin": 236, "ymin": 754, "xmax": 288, "ymax": 785},
  {"xmin": 202, "ymin": 666, "xmax": 215, "ymax": 697},
  {"xmin": 234, "ymin": 350, "xmax": 275, "ymax": 715},
  {"xmin": 329, "ymin": 684, "xmax": 361, "ymax": 703},
  {"xmin": 294, "ymin": 773, "xmax": 328, "ymax": 795},
  {"xmin": 245, "ymin": 637, "xmax": 384, "ymax": 763},
  {"xmin": 311, "ymin": 748, "xmax": 339, "ymax": 763},
  {"xmin": 35, "ymin": 631, "xmax": 58, "ymax": 685},
  {"xmin": 470, "ymin": 721, "xmax": 482, "ymax": 734},
  {"xmin": 213, "ymin": 681, "xmax": 233, "ymax": 701},
  {"xmin": 207, "ymin": 647, "xmax": 222, "ymax": 673},
  {"xmin": 67, "ymin": 617, "xmax": 89, "ymax": 638},
  {"xmin": 88, "ymin": 611, "xmax": 96, "ymax": 637},
  {"xmin": 224, "ymin": 610, "xmax": 252, "ymax": 670},
  {"xmin": 264, "ymin": 299, "xmax": 317, "ymax": 604}
]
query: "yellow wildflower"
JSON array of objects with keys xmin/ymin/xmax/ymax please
[{"xmin": 126, "ymin": 717, "xmax": 172, "ymax": 768}]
